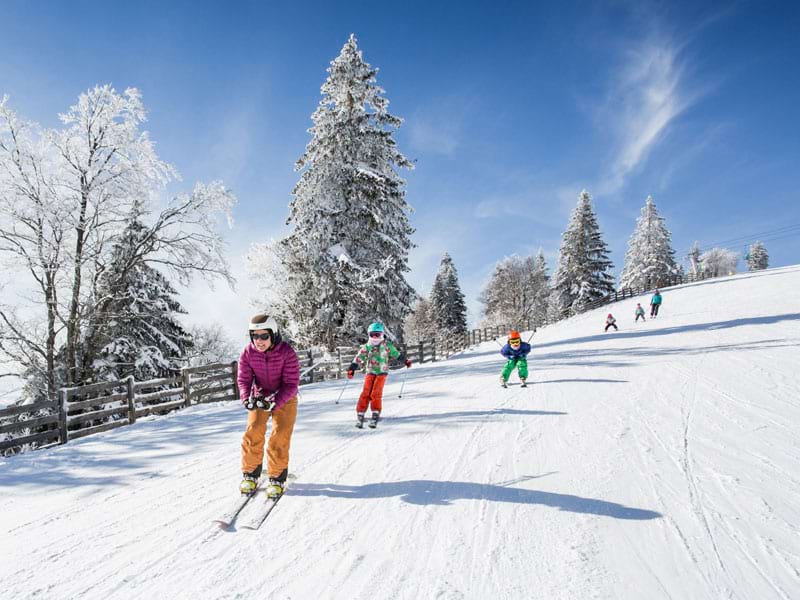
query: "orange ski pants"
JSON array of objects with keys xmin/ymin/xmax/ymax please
[
  {"xmin": 357, "ymin": 373, "xmax": 387, "ymax": 414},
  {"xmin": 241, "ymin": 396, "xmax": 297, "ymax": 478}
]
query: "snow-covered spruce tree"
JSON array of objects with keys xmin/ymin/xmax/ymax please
[
  {"xmin": 699, "ymin": 248, "xmax": 739, "ymax": 277},
  {"xmin": 430, "ymin": 253, "xmax": 468, "ymax": 336},
  {"xmin": 530, "ymin": 249, "xmax": 551, "ymax": 326},
  {"xmin": 551, "ymin": 189, "xmax": 614, "ymax": 314},
  {"xmin": 88, "ymin": 219, "xmax": 192, "ymax": 382},
  {"xmin": 747, "ymin": 241, "xmax": 769, "ymax": 271},
  {"xmin": 281, "ymin": 34, "xmax": 415, "ymax": 350},
  {"xmin": 619, "ymin": 195, "xmax": 678, "ymax": 291},
  {"xmin": 687, "ymin": 241, "xmax": 701, "ymax": 276}
]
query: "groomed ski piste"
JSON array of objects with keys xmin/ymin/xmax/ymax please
[{"xmin": 2, "ymin": 266, "xmax": 799, "ymax": 599}]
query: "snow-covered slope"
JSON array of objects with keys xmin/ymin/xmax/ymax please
[{"xmin": 2, "ymin": 266, "xmax": 799, "ymax": 600}]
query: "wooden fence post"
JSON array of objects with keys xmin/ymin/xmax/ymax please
[
  {"xmin": 182, "ymin": 368, "xmax": 192, "ymax": 408},
  {"xmin": 432, "ymin": 338, "xmax": 437, "ymax": 362},
  {"xmin": 58, "ymin": 388, "xmax": 69, "ymax": 445},
  {"xmin": 230, "ymin": 361, "xmax": 239, "ymax": 400},
  {"xmin": 126, "ymin": 376, "xmax": 136, "ymax": 425},
  {"xmin": 418, "ymin": 341, "xmax": 424, "ymax": 363},
  {"xmin": 307, "ymin": 350, "xmax": 315, "ymax": 383}
]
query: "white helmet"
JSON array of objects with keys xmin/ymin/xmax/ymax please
[{"xmin": 248, "ymin": 314, "xmax": 282, "ymax": 344}]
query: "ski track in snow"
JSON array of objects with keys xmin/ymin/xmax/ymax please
[{"xmin": 2, "ymin": 266, "xmax": 800, "ymax": 599}]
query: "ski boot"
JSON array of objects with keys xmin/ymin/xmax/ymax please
[
  {"xmin": 368, "ymin": 411, "xmax": 380, "ymax": 429},
  {"xmin": 520, "ymin": 378, "xmax": 527, "ymax": 388},
  {"xmin": 265, "ymin": 478, "xmax": 285, "ymax": 500},
  {"xmin": 500, "ymin": 376, "xmax": 508, "ymax": 388},
  {"xmin": 356, "ymin": 412, "xmax": 366, "ymax": 429},
  {"xmin": 239, "ymin": 474, "xmax": 259, "ymax": 495}
]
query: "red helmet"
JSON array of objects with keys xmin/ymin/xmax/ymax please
[
  {"xmin": 607, "ymin": 314, "xmax": 613, "ymax": 318},
  {"xmin": 508, "ymin": 330, "xmax": 520, "ymax": 340}
]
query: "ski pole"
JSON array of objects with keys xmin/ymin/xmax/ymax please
[
  {"xmin": 398, "ymin": 366, "xmax": 410, "ymax": 398},
  {"xmin": 335, "ymin": 376, "xmax": 350, "ymax": 405}
]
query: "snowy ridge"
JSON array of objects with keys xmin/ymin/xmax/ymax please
[{"xmin": 1, "ymin": 266, "xmax": 799, "ymax": 599}]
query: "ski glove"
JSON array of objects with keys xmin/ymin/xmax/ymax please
[
  {"xmin": 405, "ymin": 360, "xmax": 412, "ymax": 368},
  {"xmin": 347, "ymin": 362, "xmax": 358, "ymax": 379},
  {"xmin": 244, "ymin": 394, "xmax": 277, "ymax": 411}
]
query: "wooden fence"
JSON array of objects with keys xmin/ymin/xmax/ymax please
[{"xmin": 0, "ymin": 268, "xmax": 726, "ymax": 455}]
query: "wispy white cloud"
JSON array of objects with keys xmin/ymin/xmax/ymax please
[
  {"xmin": 407, "ymin": 97, "xmax": 472, "ymax": 157},
  {"xmin": 596, "ymin": 37, "xmax": 704, "ymax": 195}
]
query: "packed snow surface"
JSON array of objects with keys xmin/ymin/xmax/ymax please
[{"xmin": 2, "ymin": 266, "xmax": 799, "ymax": 599}]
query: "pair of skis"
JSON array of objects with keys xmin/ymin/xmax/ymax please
[{"xmin": 214, "ymin": 474, "xmax": 296, "ymax": 531}]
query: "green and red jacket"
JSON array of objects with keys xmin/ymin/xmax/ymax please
[{"xmin": 351, "ymin": 340, "xmax": 401, "ymax": 375}]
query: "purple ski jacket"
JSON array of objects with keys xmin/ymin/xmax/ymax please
[{"xmin": 237, "ymin": 341, "xmax": 300, "ymax": 409}]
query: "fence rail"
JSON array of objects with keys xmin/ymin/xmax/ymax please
[{"xmin": 1, "ymin": 268, "xmax": 728, "ymax": 455}]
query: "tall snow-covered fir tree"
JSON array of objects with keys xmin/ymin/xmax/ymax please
[
  {"xmin": 429, "ymin": 253, "xmax": 468, "ymax": 336},
  {"xmin": 281, "ymin": 34, "xmax": 415, "ymax": 350},
  {"xmin": 688, "ymin": 241, "xmax": 701, "ymax": 276},
  {"xmin": 88, "ymin": 219, "xmax": 192, "ymax": 381},
  {"xmin": 747, "ymin": 241, "xmax": 769, "ymax": 271},
  {"xmin": 619, "ymin": 195, "xmax": 679, "ymax": 290},
  {"xmin": 551, "ymin": 189, "xmax": 614, "ymax": 314}
]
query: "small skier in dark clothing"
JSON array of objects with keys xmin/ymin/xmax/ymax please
[
  {"xmin": 650, "ymin": 289, "xmax": 663, "ymax": 318},
  {"xmin": 605, "ymin": 313, "xmax": 618, "ymax": 332},
  {"xmin": 499, "ymin": 330, "xmax": 532, "ymax": 388},
  {"xmin": 635, "ymin": 303, "xmax": 646, "ymax": 322}
]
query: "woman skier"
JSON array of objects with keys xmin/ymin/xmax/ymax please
[
  {"xmin": 650, "ymin": 289, "xmax": 663, "ymax": 318},
  {"xmin": 238, "ymin": 314, "xmax": 300, "ymax": 498},
  {"xmin": 347, "ymin": 322, "xmax": 411, "ymax": 428},
  {"xmin": 605, "ymin": 313, "xmax": 618, "ymax": 332},
  {"xmin": 500, "ymin": 330, "xmax": 531, "ymax": 388}
]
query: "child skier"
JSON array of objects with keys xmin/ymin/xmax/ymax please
[
  {"xmin": 237, "ymin": 314, "xmax": 300, "ymax": 498},
  {"xmin": 605, "ymin": 313, "xmax": 618, "ymax": 332},
  {"xmin": 347, "ymin": 322, "xmax": 412, "ymax": 429},
  {"xmin": 650, "ymin": 289, "xmax": 663, "ymax": 317},
  {"xmin": 635, "ymin": 303, "xmax": 646, "ymax": 322},
  {"xmin": 499, "ymin": 330, "xmax": 532, "ymax": 388}
]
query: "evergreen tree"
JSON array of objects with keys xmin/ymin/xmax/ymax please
[
  {"xmin": 619, "ymin": 195, "xmax": 679, "ymax": 290},
  {"xmin": 530, "ymin": 249, "xmax": 551, "ymax": 326},
  {"xmin": 688, "ymin": 241, "xmax": 701, "ymax": 276},
  {"xmin": 551, "ymin": 189, "xmax": 614, "ymax": 314},
  {"xmin": 281, "ymin": 34, "xmax": 415, "ymax": 349},
  {"xmin": 88, "ymin": 219, "xmax": 192, "ymax": 381},
  {"xmin": 430, "ymin": 253, "xmax": 468, "ymax": 336},
  {"xmin": 747, "ymin": 241, "xmax": 769, "ymax": 271}
]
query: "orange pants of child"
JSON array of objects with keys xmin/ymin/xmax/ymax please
[
  {"xmin": 241, "ymin": 396, "xmax": 297, "ymax": 478},
  {"xmin": 357, "ymin": 373, "xmax": 387, "ymax": 414}
]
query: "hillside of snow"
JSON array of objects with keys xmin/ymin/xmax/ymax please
[{"xmin": 2, "ymin": 266, "xmax": 799, "ymax": 599}]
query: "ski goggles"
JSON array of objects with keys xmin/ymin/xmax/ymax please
[
  {"xmin": 369, "ymin": 331, "xmax": 384, "ymax": 338},
  {"xmin": 509, "ymin": 338, "xmax": 521, "ymax": 346},
  {"xmin": 251, "ymin": 332, "xmax": 272, "ymax": 341}
]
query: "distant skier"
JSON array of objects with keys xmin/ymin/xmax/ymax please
[
  {"xmin": 238, "ymin": 314, "xmax": 300, "ymax": 498},
  {"xmin": 605, "ymin": 313, "xmax": 618, "ymax": 332},
  {"xmin": 650, "ymin": 289, "xmax": 663, "ymax": 318},
  {"xmin": 499, "ymin": 330, "xmax": 531, "ymax": 388},
  {"xmin": 635, "ymin": 303, "xmax": 646, "ymax": 322},
  {"xmin": 347, "ymin": 322, "xmax": 411, "ymax": 429}
]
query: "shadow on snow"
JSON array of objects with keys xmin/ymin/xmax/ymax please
[{"xmin": 291, "ymin": 479, "xmax": 662, "ymax": 520}]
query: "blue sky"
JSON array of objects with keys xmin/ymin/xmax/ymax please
[{"xmin": 2, "ymin": 1, "xmax": 799, "ymax": 336}]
